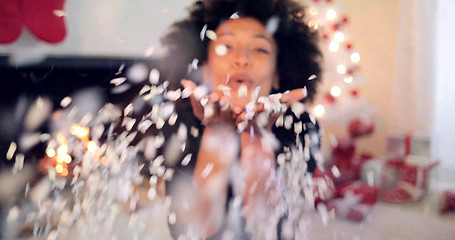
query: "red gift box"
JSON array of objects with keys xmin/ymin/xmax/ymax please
[
  {"xmin": 386, "ymin": 133, "xmax": 431, "ymax": 162},
  {"xmin": 439, "ymin": 190, "xmax": 455, "ymax": 214},
  {"xmin": 326, "ymin": 198, "xmax": 373, "ymax": 222},
  {"xmin": 336, "ymin": 181, "xmax": 379, "ymax": 205}
]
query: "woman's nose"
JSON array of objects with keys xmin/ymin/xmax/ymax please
[{"xmin": 234, "ymin": 48, "xmax": 250, "ymax": 68}]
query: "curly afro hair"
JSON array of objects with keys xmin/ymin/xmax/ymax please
[{"xmin": 160, "ymin": 0, "xmax": 322, "ymax": 102}]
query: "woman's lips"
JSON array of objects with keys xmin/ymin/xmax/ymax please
[{"xmin": 227, "ymin": 73, "xmax": 254, "ymax": 89}]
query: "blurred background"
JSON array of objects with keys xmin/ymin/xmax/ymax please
[{"xmin": 1, "ymin": 0, "xmax": 454, "ymax": 239}]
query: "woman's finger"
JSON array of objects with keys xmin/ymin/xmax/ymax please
[{"xmin": 279, "ymin": 87, "xmax": 307, "ymax": 106}]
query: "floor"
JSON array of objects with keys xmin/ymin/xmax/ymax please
[
  {"xmin": 1, "ymin": 166, "xmax": 455, "ymax": 240},
  {"xmin": 306, "ymin": 200, "xmax": 455, "ymax": 240}
]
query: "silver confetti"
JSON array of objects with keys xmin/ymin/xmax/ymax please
[
  {"xmin": 6, "ymin": 141, "xmax": 17, "ymax": 160},
  {"xmin": 127, "ymin": 63, "xmax": 149, "ymax": 83},
  {"xmin": 13, "ymin": 154, "xmax": 24, "ymax": 174},
  {"xmin": 308, "ymin": 74, "xmax": 317, "ymax": 80},
  {"xmin": 230, "ymin": 12, "xmax": 240, "ymax": 19},
  {"xmin": 206, "ymin": 30, "xmax": 218, "ymax": 41},
  {"xmin": 201, "ymin": 163, "xmax": 214, "ymax": 178},
  {"xmin": 149, "ymin": 68, "xmax": 160, "ymax": 85},
  {"xmin": 116, "ymin": 63, "xmax": 125, "ymax": 75},
  {"xmin": 166, "ymin": 89, "xmax": 182, "ymax": 101},
  {"xmin": 124, "ymin": 103, "xmax": 134, "ymax": 116},
  {"xmin": 266, "ymin": 16, "xmax": 280, "ymax": 35},
  {"xmin": 60, "ymin": 96, "xmax": 72, "ymax": 108},
  {"xmin": 181, "ymin": 153, "xmax": 192, "ymax": 166},
  {"xmin": 200, "ymin": 24, "xmax": 208, "ymax": 41},
  {"xmin": 110, "ymin": 77, "xmax": 127, "ymax": 86},
  {"xmin": 168, "ymin": 113, "xmax": 178, "ymax": 126},
  {"xmin": 238, "ymin": 84, "xmax": 248, "ymax": 98}
]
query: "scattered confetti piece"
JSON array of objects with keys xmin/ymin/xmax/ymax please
[
  {"xmin": 116, "ymin": 63, "xmax": 125, "ymax": 75},
  {"xmin": 266, "ymin": 16, "xmax": 280, "ymax": 35},
  {"xmin": 206, "ymin": 30, "xmax": 217, "ymax": 41},
  {"xmin": 127, "ymin": 63, "xmax": 149, "ymax": 83},
  {"xmin": 181, "ymin": 153, "xmax": 192, "ymax": 166},
  {"xmin": 53, "ymin": 10, "xmax": 66, "ymax": 17},
  {"xmin": 238, "ymin": 84, "xmax": 248, "ymax": 98},
  {"xmin": 60, "ymin": 96, "xmax": 72, "ymax": 108},
  {"xmin": 13, "ymin": 153, "xmax": 24, "ymax": 173},
  {"xmin": 201, "ymin": 163, "xmax": 214, "ymax": 178},
  {"xmin": 200, "ymin": 24, "xmax": 208, "ymax": 41},
  {"xmin": 6, "ymin": 141, "xmax": 17, "ymax": 160},
  {"xmin": 308, "ymin": 74, "xmax": 317, "ymax": 80},
  {"xmin": 215, "ymin": 44, "xmax": 228, "ymax": 56},
  {"xmin": 230, "ymin": 12, "xmax": 240, "ymax": 19},
  {"xmin": 110, "ymin": 77, "xmax": 127, "ymax": 86},
  {"xmin": 149, "ymin": 68, "xmax": 160, "ymax": 85}
]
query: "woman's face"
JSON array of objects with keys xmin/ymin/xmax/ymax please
[{"xmin": 203, "ymin": 17, "xmax": 279, "ymax": 102}]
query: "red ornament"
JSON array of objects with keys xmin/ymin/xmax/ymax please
[
  {"xmin": 323, "ymin": 93, "xmax": 336, "ymax": 105},
  {"xmin": 348, "ymin": 118, "xmax": 375, "ymax": 138},
  {"xmin": 342, "ymin": 16, "xmax": 349, "ymax": 24},
  {"xmin": 331, "ymin": 24, "xmax": 339, "ymax": 31},
  {"xmin": 346, "ymin": 43, "xmax": 352, "ymax": 50},
  {"xmin": 349, "ymin": 88, "xmax": 358, "ymax": 97}
]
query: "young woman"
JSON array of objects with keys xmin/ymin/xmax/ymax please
[{"xmin": 160, "ymin": 0, "xmax": 323, "ymax": 238}]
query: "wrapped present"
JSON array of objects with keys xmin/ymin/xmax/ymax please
[
  {"xmin": 386, "ymin": 132, "xmax": 431, "ymax": 161},
  {"xmin": 439, "ymin": 190, "xmax": 455, "ymax": 214},
  {"xmin": 326, "ymin": 195, "xmax": 373, "ymax": 222},
  {"xmin": 331, "ymin": 138, "xmax": 356, "ymax": 184},
  {"xmin": 313, "ymin": 168, "xmax": 337, "ymax": 206},
  {"xmin": 348, "ymin": 118, "xmax": 375, "ymax": 138},
  {"xmin": 361, "ymin": 158, "xmax": 400, "ymax": 196},
  {"xmin": 336, "ymin": 181, "xmax": 379, "ymax": 205},
  {"xmin": 383, "ymin": 160, "xmax": 439, "ymax": 203}
]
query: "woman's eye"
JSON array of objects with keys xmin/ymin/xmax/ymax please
[{"xmin": 255, "ymin": 48, "xmax": 270, "ymax": 54}]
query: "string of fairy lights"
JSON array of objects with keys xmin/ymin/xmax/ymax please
[{"xmin": 304, "ymin": 0, "xmax": 362, "ymax": 119}]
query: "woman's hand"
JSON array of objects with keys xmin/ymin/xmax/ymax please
[
  {"xmin": 181, "ymin": 80, "xmax": 234, "ymax": 126},
  {"xmin": 234, "ymin": 87, "xmax": 308, "ymax": 133},
  {"xmin": 182, "ymin": 80, "xmax": 307, "ymax": 131}
]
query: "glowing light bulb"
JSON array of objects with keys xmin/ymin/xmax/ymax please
[
  {"xmin": 326, "ymin": 9, "xmax": 337, "ymax": 20},
  {"xmin": 62, "ymin": 154, "xmax": 72, "ymax": 164},
  {"xmin": 334, "ymin": 31, "xmax": 345, "ymax": 43},
  {"xmin": 70, "ymin": 124, "xmax": 90, "ymax": 140},
  {"xmin": 87, "ymin": 141, "xmax": 98, "ymax": 153},
  {"xmin": 337, "ymin": 64, "xmax": 347, "ymax": 74},
  {"xmin": 314, "ymin": 104, "xmax": 325, "ymax": 118},
  {"xmin": 57, "ymin": 145, "xmax": 68, "ymax": 156},
  {"xmin": 309, "ymin": 7, "xmax": 319, "ymax": 16},
  {"xmin": 351, "ymin": 52, "xmax": 360, "ymax": 63},
  {"xmin": 329, "ymin": 41, "xmax": 339, "ymax": 52},
  {"xmin": 46, "ymin": 148, "xmax": 56, "ymax": 158},
  {"xmin": 55, "ymin": 164, "xmax": 64, "ymax": 173},
  {"xmin": 344, "ymin": 76, "xmax": 354, "ymax": 84},
  {"xmin": 308, "ymin": 21, "xmax": 319, "ymax": 30},
  {"xmin": 331, "ymin": 86, "xmax": 341, "ymax": 97},
  {"xmin": 61, "ymin": 168, "xmax": 69, "ymax": 177}
]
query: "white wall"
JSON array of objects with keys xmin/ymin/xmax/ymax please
[
  {"xmin": 0, "ymin": 0, "xmax": 192, "ymax": 59},
  {"xmin": 433, "ymin": 0, "xmax": 455, "ymax": 168},
  {"xmin": 336, "ymin": 0, "xmax": 401, "ymax": 156}
]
